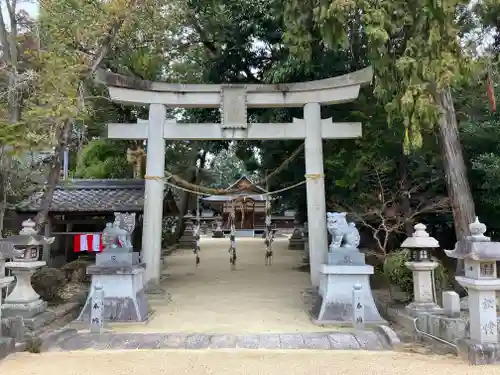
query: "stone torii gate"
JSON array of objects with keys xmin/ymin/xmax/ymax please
[{"xmin": 98, "ymin": 67, "xmax": 373, "ymax": 289}]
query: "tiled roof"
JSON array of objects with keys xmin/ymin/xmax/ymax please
[{"xmin": 16, "ymin": 179, "xmax": 181, "ymax": 214}]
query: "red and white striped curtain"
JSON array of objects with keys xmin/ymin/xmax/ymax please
[{"xmin": 74, "ymin": 233, "xmax": 103, "ymax": 253}]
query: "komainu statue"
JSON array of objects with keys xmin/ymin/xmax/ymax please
[{"xmin": 326, "ymin": 212, "xmax": 360, "ymax": 251}]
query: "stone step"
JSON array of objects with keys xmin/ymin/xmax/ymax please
[{"xmin": 47, "ymin": 329, "xmax": 397, "ymax": 352}]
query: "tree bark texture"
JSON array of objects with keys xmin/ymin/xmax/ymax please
[
  {"xmin": 435, "ymin": 87, "xmax": 476, "ymax": 278},
  {"xmin": 435, "ymin": 87, "xmax": 476, "ymax": 239}
]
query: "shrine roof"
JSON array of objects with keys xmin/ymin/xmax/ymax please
[
  {"xmin": 225, "ymin": 175, "xmax": 267, "ymax": 193},
  {"xmin": 16, "ymin": 179, "xmax": 181, "ymax": 214},
  {"xmin": 202, "ymin": 176, "xmax": 268, "ymax": 202},
  {"xmin": 202, "ymin": 194, "xmax": 266, "ymax": 202}
]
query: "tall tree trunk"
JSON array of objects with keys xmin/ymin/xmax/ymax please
[
  {"xmin": 435, "ymin": 87, "xmax": 476, "ymax": 278},
  {"xmin": 35, "ymin": 121, "xmax": 71, "ymax": 230},
  {"xmin": 398, "ymin": 152, "xmax": 413, "ymax": 236}
]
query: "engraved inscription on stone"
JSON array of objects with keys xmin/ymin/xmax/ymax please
[
  {"xmin": 482, "ymin": 297, "xmax": 495, "ymax": 310},
  {"xmin": 482, "ymin": 320, "xmax": 496, "ymax": 335},
  {"xmin": 343, "ymin": 255, "xmax": 352, "ymax": 265},
  {"xmin": 480, "ymin": 262, "xmax": 495, "ymax": 277},
  {"xmin": 221, "ymin": 86, "xmax": 247, "ymax": 129}
]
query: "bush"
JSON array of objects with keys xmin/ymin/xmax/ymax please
[
  {"xmin": 24, "ymin": 336, "xmax": 43, "ymax": 353},
  {"xmin": 383, "ymin": 249, "xmax": 414, "ymax": 295},
  {"xmin": 61, "ymin": 258, "xmax": 93, "ymax": 284},
  {"xmin": 383, "ymin": 249, "xmax": 448, "ymax": 300},
  {"xmin": 32, "ymin": 267, "xmax": 68, "ymax": 302}
]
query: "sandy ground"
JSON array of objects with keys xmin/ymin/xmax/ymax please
[
  {"xmin": 113, "ymin": 237, "xmax": 335, "ymax": 333},
  {"xmin": 1, "ymin": 349, "xmax": 494, "ymax": 375}
]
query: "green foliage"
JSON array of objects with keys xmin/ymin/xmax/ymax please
[
  {"xmin": 383, "ymin": 249, "xmax": 448, "ymax": 299},
  {"xmin": 461, "ymin": 115, "xmax": 500, "ymax": 236},
  {"xmin": 283, "ymin": 0, "xmax": 476, "ymax": 150},
  {"xmin": 32, "ymin": 267, "xmax": 68, "ymax": 302},
  {"xmin": 206, "ymin": 146, "xmax": 258, "ymax": 188},
  {"xmin": 75, "ymin": 139, "xmax": 131, "ymax": 179},
  {"xmin": 383, "ymin": 250, "xmax": 414, "ymax": 296}
]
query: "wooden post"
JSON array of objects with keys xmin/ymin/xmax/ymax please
[
  {"xmin": 42, "ymin": 216, "xmax": 52, "ymax": 265},
  {"xmin": 65, "ymin": 221, "xmax": 73, "ymax": 262}
]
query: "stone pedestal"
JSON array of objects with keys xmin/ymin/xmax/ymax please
[
  {"xmin": 0, "ymin": 275, "xmax": 14, "ymax": 337},
  {"xmin": 76, "ymin": 263, "xmax": 149, "ymax": 323},
  {"xmin": 311, "ymin": 249, "xmax": 385, "ymax": 325},
  {"xmin": 2, "ymin": 261, "xmax": 47, "ymax": 319},
  {"xmin": 404, "ymin": 261, "xmax": 443, "ymax": 315}
]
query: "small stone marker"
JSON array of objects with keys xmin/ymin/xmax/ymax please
[
  {"xmin": 442, "ymin": 291, "xmax": 460, "ymax": 318},
  {"xmin": 90, "ymin": 282, "xmax": 104, "ymax": 333},
  {"xmin": 352, "ymin": 282, "xmax": 365, "ymax": 329}
]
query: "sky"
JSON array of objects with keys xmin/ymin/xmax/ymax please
[{"xmin": 1, "ymin": 0, "xmax": 39, "ymax": 27}]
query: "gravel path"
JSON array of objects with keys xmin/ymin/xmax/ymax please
[
  {"xmin": 113, "ymin": 237, "xmax": 332, "ymax": 334},
  {"xmin": 0, "ymin": 349, "xmax": 494, "ymax": 375}
]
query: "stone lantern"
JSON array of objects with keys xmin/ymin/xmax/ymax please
[
  {"xmin": 212, "ymin": 216, "xmax": 224, "ymax": 238},
  {"xmin": 401, "ymin": 223, "xmax": 443, "ymax": 315},
  {"xmin": 302, "ymin": 221, "xmax": 310, "ymax": 264},
  {"xmin": 1, "ymin": 219, "xmax": 54, "ymax": 319},
  {"xmin": 179, "ymin": 218, "xmax": 196, "ymax": 247},
  {"xmin": 445, "ymin": 217, "xmax": 500, "ymax": 364},
  {"xmin": 288, "ymin": 220, "xmax": 305, "ymax": 250}
]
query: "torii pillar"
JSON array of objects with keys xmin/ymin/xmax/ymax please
[{"xmin": 99, "ymin": 67, "xmax": 373, "ymax": 289}]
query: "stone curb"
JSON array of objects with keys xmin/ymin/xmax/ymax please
[
  {"xmin": 40, "ymin": 328, "xmax": 79, "ymax": 352},
  {"xmin": 50, "ymin": 330, "xmax": 394, "ymax": 352},
  {"xmin": 374, "ymin": 325, "xmax": 402, "ymax": 349}
]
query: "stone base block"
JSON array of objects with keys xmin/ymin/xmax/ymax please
[
  {"xmin": 77, "ymin": 292, "xmax": 149, "ymax": 322},
  {"xmin": 178, "ymin": 236, "xmax": 196, "ymax": 248},
  {"xmin": 212, "ymin": 231, "xmax": 224, "ymax": 238},
  {"xmin": 311, "ymin": 265, "xmax": 385, "ymax": 326},
  {"xmin": 327, "ymin": 250, "xmax": 365, "ymax": 266},
  {"xmin": 405, "ymin": 302, "xmax": 444, "ymax": 317},
  {"xmin": 2, "ymin": 298, "xmax": 47, "ymax": 319},
  {"xmin": 76, "ymin": 265, "xmax": 150, "ymax": 323},
  {"xmin": 96, "ymin": 252, "xmax": 139, "ymax": 266},
  {"xmin": 1, "ymin": 316, "xmax": 25, "ymax": 342},
  {"xmin": 23, "ymin": 310, "xmax": 56, "ymax": 331},
  {"xmin": 456, "ymin": 338, "xmax": 500, "ymax": 365},
  {"xmin": 0, "ymin": 337, "xmax": 15, "ymax": 360},
  {"xmin": 288, "ymin": 239, "xmax": 305, "ymax": 250}
]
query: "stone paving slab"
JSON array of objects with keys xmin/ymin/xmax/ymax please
[{"xmin": 50, "ymin": 330, "xmax": 389, "ymax": 352}]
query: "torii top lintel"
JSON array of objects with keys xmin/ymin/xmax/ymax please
[{"xmin": 96, "ymin": 67, "xmax": 373, "ymax": 108}]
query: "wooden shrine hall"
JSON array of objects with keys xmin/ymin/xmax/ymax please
[
  {"xmin": 16, "ymin": 179, "xmax": 180, "ymax": 266},
  {"xmin": 202, "ymin": 176, "xmax": 268, "ymax": 237}
]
